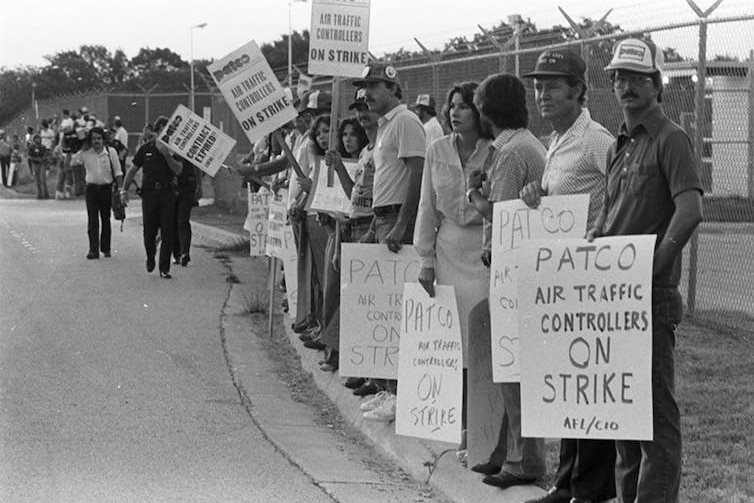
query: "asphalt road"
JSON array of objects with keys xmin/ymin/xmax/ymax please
[{"xmin": 0, "ymin": 198, "xmax": 337, "ymax": 502}]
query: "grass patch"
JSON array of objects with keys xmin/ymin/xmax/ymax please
[
  {"xmin": 676, "ymin": 321, "xmax": 753, "ymax": 501},
  {"xmin": 239, "ymin": 286, "xmax": 267, "ymax": 314}
]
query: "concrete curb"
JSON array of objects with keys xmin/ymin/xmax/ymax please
[
  {"xmin": 207, "ymin": 227, "xmax": 547, "ymax": 502},
  {"xmin": 192, "ymin": 221, "xmax": 250, "ymax": 248}
]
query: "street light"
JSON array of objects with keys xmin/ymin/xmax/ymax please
[
  {"xmin": 289, "ymin": 0, "xmax": 307, "ymax": 82},
  {"xmin": 189, "ymin": 22, "xmax": 208, "ymax": 112}
]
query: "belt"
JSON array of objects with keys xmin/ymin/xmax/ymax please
[
  {"xmin": 373, "ymin": 204, "xmax": 402, "ymax": 217},
  {"xmin": 349, "ymin": 215, "xmax": 374, "ymax": 226},
  {"xmin": 142, "ymin": 181, "xmax": 171, "ymax": 190}
]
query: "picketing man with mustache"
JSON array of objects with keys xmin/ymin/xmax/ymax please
[{"xmin": 586, "ymin": 38, "xmax": 703, "ymax": 503}]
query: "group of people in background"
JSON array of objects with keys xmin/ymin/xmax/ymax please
[
  {"xmin": 1, "ymin": 108, "xmax": 202, "ymax": 279},
  {"xmin": 235, "ymin": 38, "xmax": 702, "ymax": 503}
]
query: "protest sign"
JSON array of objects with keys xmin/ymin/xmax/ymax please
[
  {"xmin": 339, "ymin": 244, "xmax": 421, "ymax": 379},
  {"xmin": 245, "ymin": 188, "xmax": 270, "ymax": 256},
  {"xmin": 490, "ymin": 195, "xmax": 589, "ymax": 383},
  {"xmin": 158, "ymin": 104, "xmax": 236, "ymax": 177},
  {"xmin": 519, "ymin": 235, "xmax": 656, "ymax": 440},
  {"xmin": 281, "ymin": 225, "xmax": 298, "ymax": 319},
  {"xmin": 208, "ymin": 40, "xmax": 298, "ymax": 146},
  {"xmin": 396, "ymin": 284, "xmax": 463, "ymax": 444},
  {"xmin": 266, "ymin": 189, "xmax": 289, "ymax": 258},
  {"xmin": 308, "ymin": 158, "xmax": 359, "ymax": 217},
  {"xmin": 309, "ymin": 0, "xmax": 371, "ymax": 78}
]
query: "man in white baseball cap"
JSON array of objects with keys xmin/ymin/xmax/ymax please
[{"xmin": 589, "ymin": 38, "xmax": 703, "ymax": 502}]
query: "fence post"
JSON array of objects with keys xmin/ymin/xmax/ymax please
[
  {"xmin": 681, "ymin": 113, "xmax": 699, "ymax": 315},
  {"xmin": 748, "ymin": 50, "xmax": 754, "ymax": 200}
]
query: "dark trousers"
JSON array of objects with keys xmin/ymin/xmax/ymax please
[
  {"xmin": 616, "ymin": 287, "xmax": 684, "ymax": 503},
  {"xmin": 0, "ymin": 155, "xmax": 9, "ymax": 186},
  {"xmin": 141, "ymin": 188, "xmax": 175, "ymax": 273},
  {"xmin": 553, "ymin": 438, "xmax": 617, "ymax": 500},
  {"xmin": 172, "ymin": 191, "xmax": 194, "ymax": 259},
  {"xmin": 33, "ymin": 163, "xmax": 49, "ymax": 199},
  {"xmin": 85, "ymin": 183, "xmax": 113, "ymax": 255}
]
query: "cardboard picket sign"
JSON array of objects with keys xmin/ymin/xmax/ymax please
[
  {"xmin": 308, "ymin": 0, "xmax": 371, "ymax": 78},
  {"xmin": 157, "ymin": 104, "xmax": 236, "ymax": 177},
  {"xmin": 246, "ymin": 188, "xmax": 270, "ymax": 256},
  {"xmin": 308, "ymin": 158, "xmax": 359, "ymax": 217},
  {"xmin": 490, "ymin": 195, "xmax": 589, "ymax": 383},
  {"xmin": 396, "ymin": 283, "xmax": 463, "ymax": 444},
  {"xmin": 208, "ymin": 40, "xmax": 298, "ymax": 146},
  {"xmin": 339, "ymin": 243, "xmax": 422, "ymax": 379},
  {"xmin": 266, "ymin": 189, "xmax": 290, "ymax": 259},
  {"xmin": 518, "ymin": 235, "xmax": 656, "ymax": 440},
  {"xmin": 7, "ymin": 163, "xmax": 15, "ymax": 186},
  {"xmin": 281, "ymin": 225, "xmax": 298, "ymax": 320}
]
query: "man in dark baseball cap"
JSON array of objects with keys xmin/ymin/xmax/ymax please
[{"xmin": 519, "ymin": 49, "xmax": 617, "ymax": 503}]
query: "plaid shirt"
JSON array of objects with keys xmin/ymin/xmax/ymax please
[
  {"xmin": 541, "ymin": 108, "xmax": 614, "ymax": 228},
  {"xmin": 482, "ymin": 128, "xmax": 546, "ymax": 251}
]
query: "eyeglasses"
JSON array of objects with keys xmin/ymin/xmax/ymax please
[{"xmin": 611, "ymin": 74, "xmax": 653, "ymax": 87}]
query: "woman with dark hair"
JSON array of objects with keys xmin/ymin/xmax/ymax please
[
  {"xmin": 413, "ymin": 82, "xmax": 493, "ymax": 456},
  {"xmin": 291, "ymin": 114, "xmax": 332, "ymax": 350},
  {"xmin": 70, "ymin": 126, "xmax": 123, "ymax": 259},
  {"xmin": 314, "ymin": 116, "xmax": 370, "ymax": 372}
]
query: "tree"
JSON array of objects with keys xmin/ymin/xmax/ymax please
[{"xmin": 260, "ymin": 30, "xmax": 310, "ymax": 76}]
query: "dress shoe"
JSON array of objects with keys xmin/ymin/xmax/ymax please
[
  {"xmin": 352, "ymin": 381, "xmax": 380, "ymax": 397},
  {"xmin": 320, "ymin": 362, "xmax": 338, "ymax": 372},
  {"xmin": 103, "ymin": 252, "xmax": 111, "ymax": 258},
  {"xmin": 146, "ymin": 257, "xmax": 156, "ymax": 272},
  {"xmin": 344, "ymin": 377, "xmax": 366, "ymax": 389},
  {"xmin": 523, "ymin": 488, "xmax": 571, "ymax": 503},
  {"xmin": 470, "ymin": 460, "xmax": 502, "ymax": 476},
  {"xmin": 299, "ymin": 332, "xmax": 315, "ymax": 342},
  {"xmin": 173, "ymin": 257, "xmax": 181, "ymax": 265},
  {"xmin": 86, "ymin": 252, "xmax": 99, "ymax": 259},
  {"xmin": 180, "ymin": 254, "xmax": 190, "ymax": 266},
  {"xmin": 159, "ymin": 271, "xmax": 172, "ymax": 279},
  {"xmin": 482, "ymin": 471, "xmax": 536, "ymax": 489},
  {"xmin": 292, "ymin": 320, "xmax": 312, "ymax": 333},
  {"xmin": 303, "ymin": 339, "xmax": 326, "ymax": 350}
]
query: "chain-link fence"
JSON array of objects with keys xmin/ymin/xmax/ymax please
[{"xmin": 390, "ymin": 14, "xmax": 754, "ymax": 332}]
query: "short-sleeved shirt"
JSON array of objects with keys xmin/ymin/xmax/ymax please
[
  {"xmin": 372, "ymin": 104, "xmax": 426, "ymax": 208},
  {"xmin": 287, "ymin": 133, "xmax": 312, "ymax": 207},
  {"xmin": 350, "ymin": 145, "xmax": 376, "ymax": 218},
  {"xmin": 542, "ymin": 108, "xmax": 614, "ymax": 228},
  {"xmin": 40, "ymin": 128, "xmax": 56, "ymax": 149},
  {"xmin": 482, "ymin": 128, "xmax": 546, "ymax": 251},
  {"xmin": 603, "ymin": 106, "xmax": 703, "ymax": 287},
  {"xmin": 131, "ymin": 141, "xmax": 175, "ymax": 187},
  {"xmin": 27, "ymin": 144, "xmax": 48, "ymax": 164},
  {"xmin": 72, "ymin": 146, "xmax": 122, "ymax": 184},
  {"xmin": 423, "ymin": 116, "xmax": 445, "ymax": 147}
]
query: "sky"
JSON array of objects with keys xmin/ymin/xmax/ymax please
[{"xmin": 1, "ymin": 0, "xmax": 751, "ymax": 70}]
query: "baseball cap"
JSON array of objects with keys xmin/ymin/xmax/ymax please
[
  {"xmin": 522, "ymin": 50, "xmax": 586, "ymax": 82},
  {"xmin": 348, "ymin": 88, "xmax": 368, "ymax": 110},
  {"xmin": 414, "ymin": 94, "xmax": 436, "ymax": 109},
  {"xmin": 352, "ymin": 62, "xmax": 400, "ymax": 87},
  {"xmin": 605, "ymin": 38, "xmax": 663, "ymax": 74},
  {"xmin": 297, "ymin": 90, "xmax": 332, "ymax": 113}
]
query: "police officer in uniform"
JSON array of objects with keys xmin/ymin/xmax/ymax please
[
  {"xmin": 172, "ymin": 158, "xmax": 202, "ymax": 266},
  {"xmin": 121, "ymin": 116, "xmax": 183, "ymax": 278}
]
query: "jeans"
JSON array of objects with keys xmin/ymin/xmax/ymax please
[
  {"xmin": 0, "ymin": 155, "xmax": 9, "ymax": 186},
  {"xmin": 141, "ymin": 188, "xmax": 176, "ymax": 273},
  {"xmin": 85, "ymin": 184, "xmax": 113, "ymax": 254},
  {"xmin": 32, "ymin": 163, "xmax": 49, "ymax": 199},
  {"xmin": 56, "ymin": 157, "xmax": 73, "ymax": 194},
  {"xmin": 553, "ymin": 438, "xmax": 616, "ymax": 500},
  {"xmin": 616, "ymin": 287, "xmax": 684, "ymax": 503}
]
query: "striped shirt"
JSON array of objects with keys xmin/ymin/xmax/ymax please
[
  {"xmin": 482, "ymin": 128, "xmax": 546, "ymax": 251},
  {"xmin": 541, "ymin": 108, "xmax": 614, "ymax": 228}
]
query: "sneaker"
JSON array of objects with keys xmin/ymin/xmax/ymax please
[
  {"xmin": 55, "ymin": 190, "xmax": 64, "ymax": 200},
  {"xmin": 363, "ymin": 393, "xmax": 396, "ymax": 422},
  {"xmin": 360, "ymin": 391, "xmax": 389, "ymax": 412}
]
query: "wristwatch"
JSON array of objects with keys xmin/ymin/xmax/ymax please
[{"xmin": 466, "ymin": 188, "xmax": 479, "ymax": 203}]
